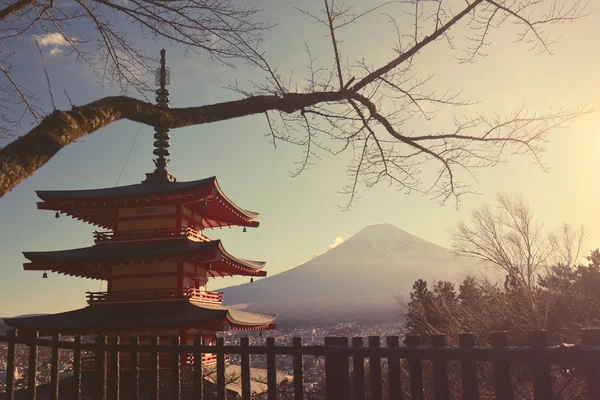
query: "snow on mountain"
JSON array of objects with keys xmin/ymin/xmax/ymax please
[{"xmin": 220, "ymin": 223, "xmax": 489, "ymax": 324}]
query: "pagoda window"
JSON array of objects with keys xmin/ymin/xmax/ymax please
[
  {"xmin": 183, "ymin": 263, "xmax": 194, "ymax": 274},
  {"xmin": 109, "ymin": 261, "xmax": 178, "ymax": 292},
  {"xmin": 117, "ymin": 216, "xmax": 177, "ymax": 232},
  {"xmin": 112, "ymin": 262, "xmax": 177, "ymax": 276},
  {"xmin": 111, "ymin": 275, "xmax": 177, "ymax": 291},
  {"xmin": 117, "ymin": 205, "xmax": 177, "ymax": 218},
  {"xmin": 115, "ymin": 204, "xmax": 178, "ymax": 233},
  {"xmin": 183, "ymin": 263, "xmax": 208, "ymax": 280},
  {"xmin": 181, "ymin": 206, "xmax": 192, "ymax": 218}
]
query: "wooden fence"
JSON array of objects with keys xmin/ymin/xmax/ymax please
[{"xmin": 1, "ymin": 329, "xmax": 600, "ymax": 400}]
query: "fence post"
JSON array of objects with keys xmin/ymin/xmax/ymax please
[
  {"xmin": 240, "ymin": 337, "xmax": 251, "ymax": 400},
  {"xmin": 582, "ymin": 328, "xmax": 600, "ymax": 400},
  {"xmin": 6, "ymin": 330, "xmax": 16, "ymax": 400},
  {"xmin": 109, "ymin": 337, "xmax": 120, "ymax": 400},
  {"xmin": 130, "ymin": 337, "xmax": 139, "ymax": 400},
  {"xmin": 386, "ymin": 336, "xmax": 402, "ymax": 400},
  {"xmin": 171, "ymin": 337, "xmax": 180, "ymax": 400},
  {"xmin": 293, "ymin": 337, "xmax": 304, "ymax": 400},
  {"xmin": 193, "ymin": 338, "xmax": 204, "ymax": 400},
  {"xmin": 528, "ymin": 331, "xmax": 552, "ymax": 400},
  {"xmin": 325, "ymin": 337, "xmax": 338, "ymax": 400},
  {"xmin": 26, "ymin": 330, "xmax": 38, "ymax": 400},
  {"xmin": 150, "ymin": 337, "xmax": 159, "ymax": 400},
  {"xmin": 266, "ymin": 337, "xmax": 277, "ymax": 400},
  {"xmin": 458, "ymin": 333, "xmax": 479, "ymax": 400},
  {"xmin": 491, "ymin": 331, "xmax": 513, "ymax": 400},
  {"xmin": 95, "ymin": 335, "xmax": 107, "ymax": 400},
  {"xmin": 431, "ymin": 334, "xmax": 449, "ymax": 400},
  {"xmin": 404, "ymin": 334, "xmax": 424, "ymax": 400},
  {"xmin": 337, "ymin": 337, "xmax": 350, "ymax": 400},
  {"xmin": 50, "ymin": 333, "xmax": 60, "ymax": 400},
  {"xmin": 352, "ymin": 337, "xmax": 365, "ymax": 400},
  {"xmin": 369, "ymin": 336, "xmax": 383, "ymax": 400},
  {"xmin": 216, "ymin": 337, "xmax": 226, "ymax": 400},
  {"xmin": 73, "ymin": 336, "xmax": 82, "ymax": 400}
]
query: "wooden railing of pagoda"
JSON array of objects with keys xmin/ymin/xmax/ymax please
[
  {"xmin": 86, "ymin": 288, "xmax": 223, "ymax": 304},
  {"xmin": 186, "ymin": 353, "xmax": 218, "ymax": 367},
  {"xmin": 93, "ymin": 227, "xmax": 208, "ymax": 243},
  {"xmin": 1, "ymin": 329, "xmax": 600, "ymax": 400},
  {"xmin": 80, "ymin": 352, "xmax": 218, "ymax": 371}
]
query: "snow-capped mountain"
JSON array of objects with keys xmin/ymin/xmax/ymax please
[{"xmin": 220, "ymin": 223, "xmax": 489, "ymax": 324}]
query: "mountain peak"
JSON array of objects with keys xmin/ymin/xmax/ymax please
[
  {"xmin": 354, "ymin": 223, "xmax": 411, "ymax": 237},
  {"xmin": 340, "ymin": 223, "xmax": 447, "ymax": 258}
]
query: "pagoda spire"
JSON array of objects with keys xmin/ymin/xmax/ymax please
[{"xmin": 143, "ymin": 48, "xmax": 176, "ymax": 184}]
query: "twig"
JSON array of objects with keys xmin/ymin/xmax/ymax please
[
  {"xmin": 64, "ymin": 89, "xmax": 74, "ymax": 109},
  {"xmin": 35, "ymin": 40, "xmax": 56, "ymax": 111}
]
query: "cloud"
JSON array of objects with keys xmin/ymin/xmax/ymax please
[
  {"xmin": 313, "ymin": 232, "xmax": 349, "ymax": 258},
  {"xmin": 35, "ymin": 32, "xmax": 69, "ymax": 47},
  {"xmin": 287, "ymin": 232, "xmax": 350, "ymax": 270},
  {"xmin": 34, "ymin": 32, "xmax": 72, "ymax": 56}
]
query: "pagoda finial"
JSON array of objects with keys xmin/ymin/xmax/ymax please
[{"xmin": 143, "ymin": 48, "xmax": 176, "ymax": 184}]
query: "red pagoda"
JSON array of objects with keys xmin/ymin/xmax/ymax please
[{"xmin": 4, "ymin": 50, "xmax": 276, "ymax": 367}]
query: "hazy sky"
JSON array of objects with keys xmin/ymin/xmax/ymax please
[{"xmin": 0, "ymin": 0, "xmax": 598, "ymax": 317}]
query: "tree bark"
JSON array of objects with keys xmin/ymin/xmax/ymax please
[
  {"xmin": 0, "ymin": 0, "xmax": 35, "ymax": 22},
  {"xmin": 0, "ymin": 91, "xmax": 345, "ymax": 197}
]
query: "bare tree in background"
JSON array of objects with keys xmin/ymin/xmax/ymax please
[
  {"xmin": 548, "ymin": 222, "xmax": 588, "ymax": 267},
  {"xmin": 0, "ymin": 0, "xmax": 592, "ymax": 206},
  {"xmin": 451, "ymin": 193, "xmax": 587, "ymax": 328}
]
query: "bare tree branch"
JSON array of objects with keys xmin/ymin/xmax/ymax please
[
  {"xmin": 0, "ymin": 0, "xmax": 35, "ymax": 23},
  {"xmin": 0, "ymin": 0, "xmax": 592, "ymax": 210},
  {"xmin": 35, "ymin": 40, "xmax": 56, "ymax": 111},
  {"xmin": 351, "ymin": 0, "xmax": 485, "ymax": 93},
  {"xmin": 0, "ymin": 91, "xmax": 346, "ymax": 196}
]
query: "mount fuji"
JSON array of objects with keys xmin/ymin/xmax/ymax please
[{"xmin": 219, "ymin": 224, "xmax": 490, "ymax": 324}]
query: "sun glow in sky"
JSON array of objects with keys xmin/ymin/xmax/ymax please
[{"xmin": 0, "ymin": 0, "xmax": 598, "ymax": 317}]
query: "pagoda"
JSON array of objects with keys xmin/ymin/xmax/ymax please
[{"xmin": 3, "ymin": 50, "xmax": 276, "ymax": 368}]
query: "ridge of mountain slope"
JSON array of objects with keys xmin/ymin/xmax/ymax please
[{"xmin": 219, "ymin": 224, "xmax": 487, "ymax": 323}]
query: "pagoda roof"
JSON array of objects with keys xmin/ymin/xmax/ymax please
[
  {"xmin": 2, "ymin": 301, "xmax": 276, "ymax": 335},
  {"xmin": 35, "ymin": 176, "xmax": 259, "ymax": 229},
  {"xmin": 23, "ymin": 238, "xmax": 267, "ymax": 279}
]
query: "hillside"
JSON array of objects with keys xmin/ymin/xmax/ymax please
[{"xmin": 220, "ymin": 223, "xmax": 488, "ymax": 324}]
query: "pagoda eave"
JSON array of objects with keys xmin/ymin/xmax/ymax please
[
  {"xmin": 229, "ymin": 323, "xmax": 276, "ymax": 331},
  {"xmin": 39, "ymin": 204, "xmax": 260, "ymax": 231},
  {"xmin": 23, "ymin": 238, "xmax": 267, "ymax": 279},
  {"xmin": 36, "ymin": 177, "xmax": 260, "ymax": 229},
  {"xmin": 24, "ymin": 262, "xmax": 267, "ymax": 280},
  {"xmin": 35, "ymin": 177, "xmax": 217, "ymax": 203},
  {"xmin": 2, "ymin": 301, "xmax": 276, "ymax": 336}
]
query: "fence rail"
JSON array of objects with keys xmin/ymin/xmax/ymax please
[{"xmin": 1, "ymin": 329, "xmax": 600, "ymax": 400}]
